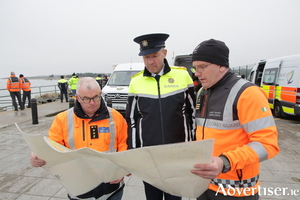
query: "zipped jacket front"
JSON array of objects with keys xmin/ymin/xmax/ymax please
[
  {"xmin": 126, "ymin": 59, "xmax": 196, "ymax": 149},
  {"xmin": 48, "ymin": 98, "xmax": 127, "ymax": 152}
]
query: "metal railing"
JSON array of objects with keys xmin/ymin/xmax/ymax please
[
  {"xmin": 0, "ymin": 85, "xmax": 62, "ymax": 112},
  {"xmin": 231, "ymin": 64, "xmax": 255, "ymax": 78}
]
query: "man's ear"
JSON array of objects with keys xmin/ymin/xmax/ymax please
[
  {"xmin": 163, "ymin": 49, "xmax": 167, "ymax": 57},
  {"xmin": 219, "ymin": 66, "xmax": 228, "ymax": 72}
]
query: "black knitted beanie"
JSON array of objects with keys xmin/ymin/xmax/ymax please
[{"xmin": 192, "ymin": 39, "xmax": 229, "ymax": 67}]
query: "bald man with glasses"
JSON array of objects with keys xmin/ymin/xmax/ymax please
[{"xmin": 30, "ymin": 77, "xmax": 128, "ymax": 200}]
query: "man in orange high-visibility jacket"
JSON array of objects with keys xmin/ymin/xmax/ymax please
[
  {"xmin": 19, "ymin": 74, "xmax": 32, "ymax": 108},
  {"xmin": 6, "ymin": 72, "xmax": 24, "ymax": 111},
  {"xmin": 30, "ymin": 77, "xmax": 128, "ymax": 200},
  {"xmin": 190, "ymin": 39, "xmax": 280, "ymax": 200}
]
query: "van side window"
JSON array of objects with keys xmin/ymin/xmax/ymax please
[{"xmin": 263, "ymin": 69, "xmax": 277, "ymax": 85}]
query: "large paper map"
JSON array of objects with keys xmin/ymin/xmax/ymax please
[{"xmin": 16, "ymin": 123, "xmax": 214, "ymax": 198}]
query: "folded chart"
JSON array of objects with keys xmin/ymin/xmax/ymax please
[{"xmin": 16, "ymin": 123, "xmax": 214, "ymax": 198}]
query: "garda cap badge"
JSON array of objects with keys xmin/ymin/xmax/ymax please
[
  {"xmin": 142, "ymin": 40, "xmax": 148, "ymax": 47},
  {"xmin": 168, "ymin": 78, "xmax": 174, "ymax": 83}
]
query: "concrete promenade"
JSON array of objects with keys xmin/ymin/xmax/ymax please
[{"xmin": 0, "ymin": 101, "xmax": 299, "ymax": 200}]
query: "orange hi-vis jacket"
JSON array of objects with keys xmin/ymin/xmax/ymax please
[
  {"xmin": 20, "ymin": 77, "xmax": 31, "ymax": 91},
  {"xmin": 48, "ymin": 98, "xmax": 127, "ymax": 198},
  {"xmin": 6, "ymin": 75, "xmax": 21, "ymax": 92},
  {"xmin": 48, "ymin": 99, "xmax": 127, "ymax": 152},
  {"xmin": 196, "ymin": 71, "xmax": 279, "ymax": 197}
]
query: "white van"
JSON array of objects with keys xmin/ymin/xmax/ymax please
[
  {"xmin": 102, "ymin": 63, "xmax": 144, "ymax": 112},
  {"xmin": 248, "ymin": 54, "xmax": 300, "ymax": 118}
]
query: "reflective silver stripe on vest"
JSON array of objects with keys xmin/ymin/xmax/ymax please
[
  {"xmin": 67, "ymin": 108, "xmax": 75, "ymax": 149},
  {"xmin": 196, "ymin": 79, "xmax": 247, "ymax": 130},
  {"xmin": 197, "ymin": 116, "xmax": 275, "ymax": 131},
  {"xmin": 128, "ymin": 95, "xmax": 138, "ymax": 148},
  {"xmin": 211, "ymin": 174, "xmax": 259, "ymax": 188},
  {"xmin": 196, "ymin": 118, "xmax": 242, "ymax": 130},
  {"xmin": 223, "ymin": 79, "xmax": 248, "ymax": 120},
  {"xmin": 67, "ymin": 107, "xmax": 116, "ymax": 152},
  {"xmin": 107, "ymin": 107, "xmax": 116, "ymax": 153}
]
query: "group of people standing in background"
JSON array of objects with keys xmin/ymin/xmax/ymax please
[
  {"xmin": 57, "ymin": 73, "xmax": 109, "ymax": 103},
  {"xmin": 6, "ymin": 71, "xmax": 31, "ymax": 111},
  {"xmin": 6, "ymin": 71, "xmax": 109, "ymax": 111},
  {"xmin": 57, "ymin": 72, "xmax": 79, "ymax": 103},
  {"xmin": 57, "ymin": 73, "xmax": 80, "ymax": 103},
  {"xmin": 95, "ymin": 74, "xmax": 109, "ymax": 89}
]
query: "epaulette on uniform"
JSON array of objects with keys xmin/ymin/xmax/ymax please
[{"xmin": 170, "ymin": 66, "xmax": 187, "ymax": 71}]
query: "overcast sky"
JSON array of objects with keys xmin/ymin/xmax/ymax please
[{"xmin": 1, "ymin": 0, "xmax": 300, "ymax": 78}]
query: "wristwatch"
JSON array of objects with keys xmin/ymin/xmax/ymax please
[{"xmin": 219, "ymin": 155, "xmax": 231, "ymax": 173}]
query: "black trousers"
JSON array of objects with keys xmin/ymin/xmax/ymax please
[
  {"xmin": 143, "ymin": 181, "xmax": 181, "ymax": 200},
  {"xmin": 60, "ymin": 89, "xmax": 69, "ymax": 102},
  {"xmin": 197, "ymin": 189, "xmax": 259, "ymax": 200},
  {"xmin": 10, "ymin": 92, "xmax": 23, "ymax": 110},
  {"xmin": 22, "ymin": 91, "xmax": 31, "ymax": 108}
]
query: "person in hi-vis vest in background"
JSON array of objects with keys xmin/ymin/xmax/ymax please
[
  {"xmin": 58, "ymin": 75, "xmax": 69, "ymax": 103},
  {"xmin": 6, "ymin": 71, "xmax": 24, "ymax": 111},
  {"xmin": 19, "ymin": 74, "xmax": 31, "ymax": 108},
  {"xmin": 68, "ymin": 72, "xmax": 79, "ymax": 97}
]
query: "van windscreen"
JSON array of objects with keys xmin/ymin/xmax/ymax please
[{"xmin": 108, "ymin": 71, "xmax": 140, "ymax": 86}]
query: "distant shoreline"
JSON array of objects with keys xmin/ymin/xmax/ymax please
[{"xmin": 1, "ymin": 73, "xmax": 111, "ymax": 80}]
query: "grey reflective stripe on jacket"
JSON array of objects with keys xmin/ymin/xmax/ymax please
[
  {"xmin": 196, "ymin": 79, "xmax": 246, "ymax": 130},
  {"xmin": 67, "ymin": 108, "xmax": 75, "ymax": 149},
  {"xmin": 66, "ymin": 107, "xmax": 116, "ymax": 152}
]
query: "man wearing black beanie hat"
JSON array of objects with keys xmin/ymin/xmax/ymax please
[{"xmin": 190, "ymin": 39, "xmax": 279, "ymax": 199}]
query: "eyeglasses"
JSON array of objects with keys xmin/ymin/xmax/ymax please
[
  {"xmin": 78, "ymin": 95, "xmax": 101, "ymax": 103},
  {"xmin": 191, "ymin": 63, "xmax": 212, "ymax": 73}
]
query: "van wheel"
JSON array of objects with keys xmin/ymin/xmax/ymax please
[{"xmin": 274, "ymin": 102, "xmax": 287, "ymax": 118}]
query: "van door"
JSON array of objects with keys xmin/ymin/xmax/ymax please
[
  {"xmin": 261, "ymin": 60, "xmax": 281, "ymax": 116},
  {"xmin": 255, "ymin": 62, "xmax": 266, "ymax": 86}
]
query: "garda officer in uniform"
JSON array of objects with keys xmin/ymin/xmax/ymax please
[
  {"xmin": 30, "ymin": 77, "xmax": 128, "ymax": 200},
  {"xmin": 125, "ymin": 33, "xmax": 196, "ymax": 200},
  {"xmin": 19, "ymin": 74, "xmax": 32, "ymax": 108},
  {"xmin": 58, "ymin": 75, "xmax": 69, "ymax": 103},
  {"xmin": 6, "ymin": 72, "xmax": 24, "ymax": 111},
  {"xmin": 190, "ymin": 39, "xmax": 280, "ymax": 199}
]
